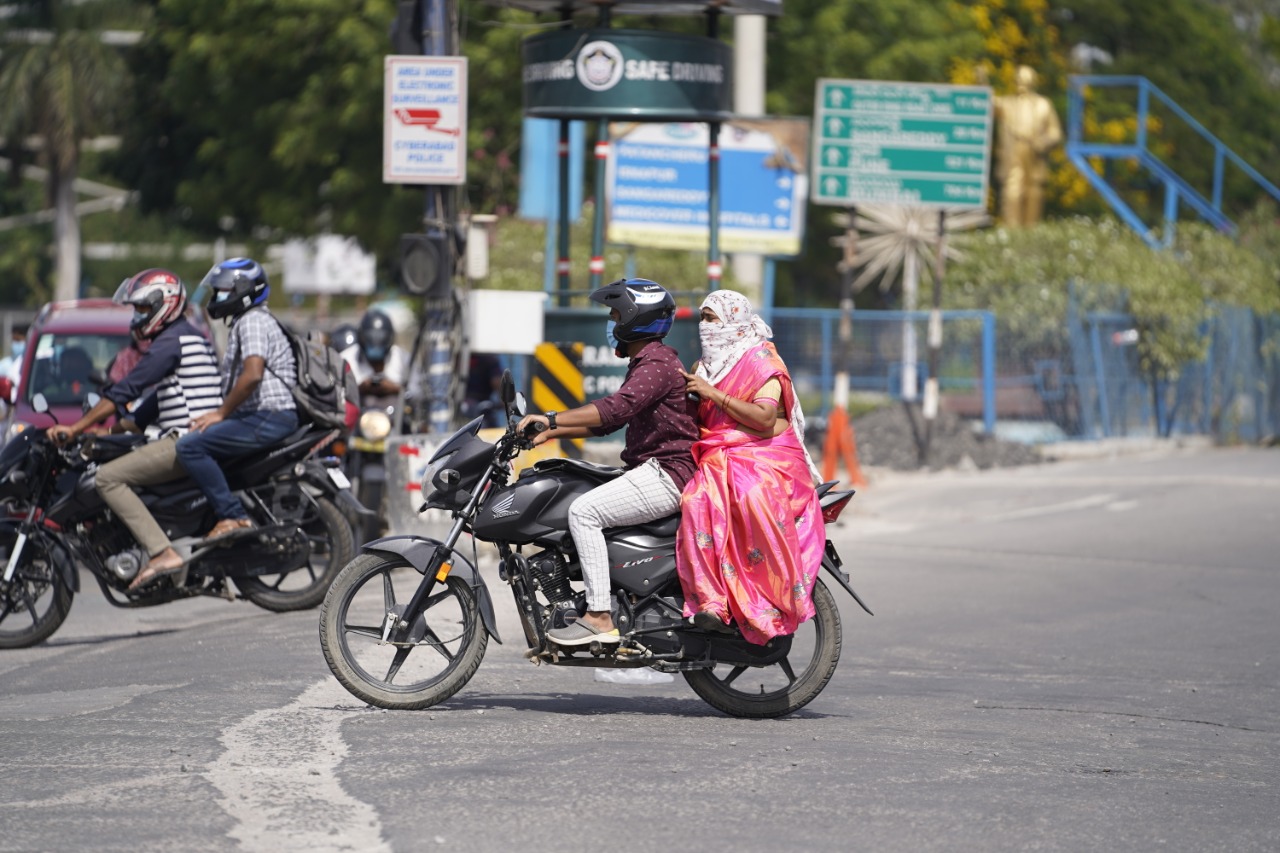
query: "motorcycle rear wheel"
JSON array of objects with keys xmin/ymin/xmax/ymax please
[
  {"xmin": 319, "ymin": 553, "xmax": 488, "ymax": 710},
  {"xmin": 0, "ymin": 531, "xmax": 73, "ymax": 649},
  {"xmin": 683, "ymin": 578, "xmax": 842, "ymax": 719},
  {"xmin": 239, "ymin": 497, "xmax": 353, "ymax": 612}
]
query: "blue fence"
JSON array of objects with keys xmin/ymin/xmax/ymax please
[{"xmin": 765, "ymin": 303, "xmax": 1278, "ymax": 444}]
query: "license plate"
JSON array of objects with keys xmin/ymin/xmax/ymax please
[{"xmin": 327, "ymin": 467, "xmax": 352, "ymax": 489}]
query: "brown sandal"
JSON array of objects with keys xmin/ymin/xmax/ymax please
[
  {"xmin": 203, "ymin": 518, "xmax": 254, "ymax": 541},
  {"xmin": 128, "ymin": 550, "xmax": 186, "ymax": 591}
]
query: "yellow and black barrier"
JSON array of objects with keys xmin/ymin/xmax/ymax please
[{"xmin": 532, "ymin": 342, "xmax": 585, "ymax": 458}]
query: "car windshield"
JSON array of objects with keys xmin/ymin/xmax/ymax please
[{"xmin": 26, "ymin": 332, "xmax": 131, "ymax": 406}]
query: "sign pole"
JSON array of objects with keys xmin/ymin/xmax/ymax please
[
  {"xmin": 557, "ymin": 119, "xmax": 572, "ymax": 306},
  {"xmin": 923, "ymin": 209, "xmax": 947, "ymax": 464},
  {"xmin": 705, "ymin": 8, "xmax": 722, "ymax": 293},
  {"xmin": 835, "ymin": 206, "xmax": 857, "ymax": 414},
  {"xmin": 590, "ymin": 122, "xmax": 609, "ymax": 290}
]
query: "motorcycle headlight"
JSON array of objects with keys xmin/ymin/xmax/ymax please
[
  {"xmin": 358, "ymin": 410, "xmax": 392, "ymax": 441},
  {"xmin": 420, "ymin": 452, "xmax": 457, "ymax": 497},
  {"xmin": 4, "ymin": 421, "xmax": 28, "ymax": 444}
]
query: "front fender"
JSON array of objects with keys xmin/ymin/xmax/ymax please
[
  {"xmin": 361, "ymin": 535, "xmax": 501, "ymax": 644},
  {"xmin": 0, "ymin": 522, "xmax": 79, "ymax": 595}
]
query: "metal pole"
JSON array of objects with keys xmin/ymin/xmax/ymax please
[
  {"xmin": 419, "ymin": 0, "xmax": 459, "ymax": 435},
  {"xmin": 705, "ymin": 9, "xmax": 722, "ymax": 292},
  {"xmin": 834, "ymin": 206, "xmax": 857, "ymax": 413},
  {"xmin": 923, "ymin": 209, "xmax": 946, "ymax": 463},
  {"xmin": 590, "ymin": 121, "xmax": 609, "ymax": 290},
  {"xmin": 588, "ymin": 7, "xmax": 611, "ymax": 291},
  {"xmin": 557, "ymin": 118, "xmax": 571, "ymax": 306}
]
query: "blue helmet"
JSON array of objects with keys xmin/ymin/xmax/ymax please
[
  {"xmin": 202, "ymin": 257, "xmax": 270, "ymax": 320},
  {"xmin": 589, "ymin": 278, "xmax": 675, "ymax": 344}
]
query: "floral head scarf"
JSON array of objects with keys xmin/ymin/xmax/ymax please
[
  {"xmin": 695, "ymin": 290, "xmax": 821, "ymax": 483},
  {"xmin": 697, "ymin": 290, "xmax": 773, "ymax": 385}
]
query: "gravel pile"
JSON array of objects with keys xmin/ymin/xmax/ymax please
[{"xmin": 843, "ymin": 405, "xmax": 1044, "ymax": 472}]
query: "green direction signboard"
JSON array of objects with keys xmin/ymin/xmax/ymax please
[{"xmin": 811, "ymin": 79, "xmax": 993, "ymax": 208}]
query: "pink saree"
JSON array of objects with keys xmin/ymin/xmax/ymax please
[{"xmin": 677, "ymin": 343, "xmax": 824, "ymax": 645}]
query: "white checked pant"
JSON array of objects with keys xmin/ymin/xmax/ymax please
[{"xmin": 568, "ymin": 458, "xmax": 682, "ymax": 612}]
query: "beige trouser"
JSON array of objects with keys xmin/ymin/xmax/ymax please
[{"xmin": 94, "ymin": 435, "xmax": 186, "ymax": 557}]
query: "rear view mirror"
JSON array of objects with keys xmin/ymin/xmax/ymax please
[
  {"xmin": 500, "ymin": 369, "xmax": 514, "ymax": 405},
  {"xmin": 32, "ymin": 393, "xmax": 48, "ymax": 414},
  {"xmin": 512, "ymin": 392, "xmax": 528, "ymax": 419}
]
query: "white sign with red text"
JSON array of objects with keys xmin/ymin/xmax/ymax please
[{"xmin": 383, "ymin": 56, "xmax": 468, "ymax": 185}]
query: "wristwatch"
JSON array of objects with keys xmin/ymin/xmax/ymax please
[{"xmin": 544, "ymin": 411, "xmax": 558, "ymax": 430}]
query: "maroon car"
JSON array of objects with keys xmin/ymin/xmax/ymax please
[{"xmin": 0, "ymin": 299, "xmax": 133, "ymax": 444}]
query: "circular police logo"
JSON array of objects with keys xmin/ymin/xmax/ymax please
[{"xmin": 576, "ymin": 41, "xmax": 624, "ymax": 92}]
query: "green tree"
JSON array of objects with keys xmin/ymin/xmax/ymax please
[
  {"xmin": 113, "ymin": 0, "xmax": 422, "ymax": 263},
  {"xmin": 946, "ymin": 217, "xmax": 1280, "ymax": 377},
  {"xmin": 0, "ymin": 0, "xmax": 133, "ymax": 301}
]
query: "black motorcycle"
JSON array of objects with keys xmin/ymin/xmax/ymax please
[
  {"xmin": 0, "ymin": 395, "xmax": 365, "ymax": 649},
  {"xmin": 320, "ymin": 373, "xmax": 872, "ymax": 719},
  {"xmin": 345, "ymin": 399, "xmax": 394, "ymax": 543}
]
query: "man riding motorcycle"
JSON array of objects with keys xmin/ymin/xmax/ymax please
[
  {"xmin": 46, "ymin": 268, "xmax": 223, "ymax": 589},
  {"xmin": 517, "ymin": 278, "xmax": 698, "ymax": 646},
  {"xmin": 177, "ymin": 257, "xmax": 299, "ymax": 541},
  {"xmin": 340, "ymin": 310, "xmax": 408, "ymax": 410}
]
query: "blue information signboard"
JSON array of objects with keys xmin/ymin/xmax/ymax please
[{"xmin": 605, "ymin": 120, "xmax": 809, "ymax": 256}]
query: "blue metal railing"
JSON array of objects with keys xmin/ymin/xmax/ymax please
[{"xmin": 1066, "ymin": 75, "xmax": 1280, "ymax": 248}]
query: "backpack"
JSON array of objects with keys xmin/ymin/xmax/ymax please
[{"xmin": 229, "ymin": 313, "xmax": 356, "ymax": 431}]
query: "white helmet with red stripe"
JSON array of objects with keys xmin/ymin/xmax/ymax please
[{"xmin": 113, "ymin": 268, "xmax": 188, "ymax": 341}]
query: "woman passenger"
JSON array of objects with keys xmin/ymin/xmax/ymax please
[{"xmin": 677, "ymin": 290, "xmax": 824, "ymax": 645}]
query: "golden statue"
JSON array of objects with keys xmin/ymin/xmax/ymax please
[{"xmin": 994, "ymin": 66, "xmax": 1063, "ymax": 227}]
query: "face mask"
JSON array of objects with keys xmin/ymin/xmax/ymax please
[
  {"xmin": 699, "ymin": 319, "xmax": 725, "ymax": 351},
  {"xmin": 605, "ymin": 320, "xmax": 620, "ymax": 353},
  {"xmin": 10, "ymin": 341, "xmax": 23, "ymax": 359}
]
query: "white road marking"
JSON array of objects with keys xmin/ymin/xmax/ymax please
[
  {"xmin": 207, "ymin": 678, "xmax": 390, "ymax": 852},
  {"xmin": 986, "ymin": 493, "xmax": 1117, "ymax": 523}
]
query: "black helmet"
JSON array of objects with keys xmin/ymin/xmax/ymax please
[
  {"xmin": 329, "ymin": 323, "xmax": 358, "ymax": 353},
  {"xmin": 357, "ymin": 310, "xmax": 395, "ymax": 362},
  {"xmin": 589, "ymin": 278, "xmax": 675, "ymax": 345},
  {"xmin": 201, "ymin": 257, "xmax": 270, "ymax": 320}
]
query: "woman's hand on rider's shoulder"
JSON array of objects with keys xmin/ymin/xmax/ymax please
[
  {"xmin": 680, "ymin": 369, "xmax": 716, "ymax": 402},
  {"xmin": 191, "ymin": 410, "xmax": 224, "ymax": 433}
]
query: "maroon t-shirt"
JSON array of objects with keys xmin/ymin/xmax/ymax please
[{"xmin": 590, "ymin": 341, "xmax": 697, "ymax": 490}]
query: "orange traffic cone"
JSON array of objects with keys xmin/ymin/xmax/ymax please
[{"xmin": 821, "ymin": 406, "xmax": 867, "ymax": 488}]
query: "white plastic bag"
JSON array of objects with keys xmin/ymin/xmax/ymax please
[{"xmin": 593, "ymin": 667, "xmax": 674, "ymax": 685}]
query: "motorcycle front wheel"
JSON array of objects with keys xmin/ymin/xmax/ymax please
[
  {"xmin": 319, "ymin": 553, "xmax": 488, "ymax": 710},
  {"xmin": 0, "ymin": 530, "xmax": 73, "ymax": 649},
  {"xmin": 239, "ymin": 497, "xmax": 353, "ymax": 612},
  {"xmin": 683, "ymin": 578, "xmax": 842, "ymax": 719}
]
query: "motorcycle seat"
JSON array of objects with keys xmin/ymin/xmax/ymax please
[
  {"xmin": 528, "ymin": 457, "xmax": 624, "ymax": 485},
  {"xmin": 643, "ymin": 514, "xmax": 681, "ymax": 537}
]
